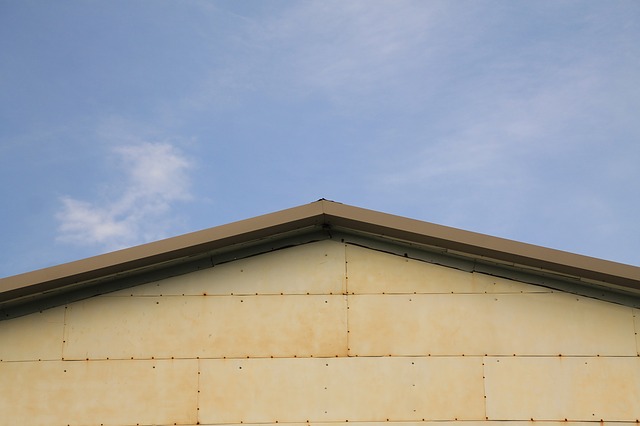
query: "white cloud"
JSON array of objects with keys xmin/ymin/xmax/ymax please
[{"xmin": 57, "ymin": 142, "xmax": 192, "ymax": 250}]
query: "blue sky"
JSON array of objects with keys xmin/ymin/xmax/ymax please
[{"xmin": 1, "ymin": 1, "xmax": 639, "ymax": 277}]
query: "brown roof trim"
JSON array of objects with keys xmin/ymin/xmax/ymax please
[
  {"xmin": 320, "ymin": 201, "xmax": 640, "ymax": 291},
  {"xmin": 1, "ymin": 200, "xmax": 639, "ymax": 306}
]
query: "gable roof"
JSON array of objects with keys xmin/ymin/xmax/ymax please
[{"xmin": 2, "ymin": 199, "xmax": 640, "ymax": 318}]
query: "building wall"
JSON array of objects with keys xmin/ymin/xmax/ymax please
[{"xmin": 1, "ymin": 240, "xmax": 639, "ymax": 425}]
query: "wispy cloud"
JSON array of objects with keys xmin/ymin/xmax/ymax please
[
  {"xmin": 181, "ymin": 1, "xmax": 450, "ymax": 115},
  {"xmin": 57, "ymin": 142, "xmax": 192, "ymax": 251}
]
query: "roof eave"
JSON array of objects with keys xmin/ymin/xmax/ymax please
[{"xmin": 0, "ymin": 201, "xmax": 327, "ymax": 304}]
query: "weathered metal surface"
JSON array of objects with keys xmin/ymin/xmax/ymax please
[
  {"xmin": 63, "ymin": 294, "xmax": 348, "ymax": 359},
  {"xmin": 0, "ymin": 359, "xmax": 198, "ymax": 425},
  {"xmin": 198, "ymin": 356, "xmax": 485, "ymax": 423},
  {"xmin": 634, "ymin": 308, "xmax": 640, "ymax": 355},
  {"xmin": 200, "ymin": 423, "xmax": 638, "ymax": 426},
  {"xmin": 0, "ymin": 305, "xmax": 64, "ymax": 361},
  {"xmin": 484, "ymin": 356, "xmax": 640, "ymax": 421},
  {"xmin": 348, "ymin": 293, "xmax": 636, "ymax": 356},
  {"xmin": 346, "ymin": 244, "xmax": 547, "ymax": 294},
  {"xmin": 107, "ymin": 240, "xmax": 345, "ymax": 296}
]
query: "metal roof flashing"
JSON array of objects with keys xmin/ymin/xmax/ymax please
[{"xmin": 1, "ymin": 200, "xmax": 639, "ymax": 319}]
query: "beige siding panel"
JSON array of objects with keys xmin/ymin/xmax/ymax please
[
  {"xmin": 472, "ymin": 271, "xmax": 552, "ymax": 292},
  {"xmin": 348, "ymin": 293, "xmax": 636, "ymax": 356},
  {"xmin": 485, "ymin": 356, "xmax": 640, "ymax": 421},
  {"xmin": 109, "ymin": 240, "xmax": 346, "ymax": 296},
  {"xmin": 63, "ymin": 294, "xmax": 347, "ymax": 360},
  {"xmin": 346, "ymin": 245, "xmax": 546, "ymax": 294},
  {"xmin": 635, "ymin": 308, "xmax": 640, "ymax": 355},
  {"xmin": 199, "ymin": 357, "xmax": 484, "ymax": 423},
  {"xmin": 0, "ymin": 359, "xmax": 198, "ymax": 426},
  {"xmin": 152, "ymin": 423, "xmax": 640, "ymax": 426},
  {"xmin": 0, "ymin": 306, "xmax": 65, "ymax": 361}
]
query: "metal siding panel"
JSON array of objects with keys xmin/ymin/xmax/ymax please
[
  {"xmin": 198, "ymin": 357, "xmax": 485, "ymax": 423},
  {"xmin": 0, "ymin": 359, "xmax": 198, "ymax": 426},
  {"xmin": 635, "ymin": 308, "xmax": 640, "ymax": 355},
  {"xmin": 108, "ymin": 240, "xmax": 346, "ymax": 296},
  {"xmin": 348, "ymin": 293, "xmax": 636, "ymax": 356},
  {"xmin": 0, "ymin": 306, "xmax": 65, "ymax": 361},
  {"xmin": 63, "ymin": 294, "xmax": 348, "ymax": 359},
  {"xmin": 346, "ymin": 244, "xmax": 546, "ymax": 294},
  {"xmin": 484, "ymin": 356, "xmax": 640, "ymax": 421},
  {"xmin": 199, "ymin": 423, "xmax": 638, "ymax": 426}
]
